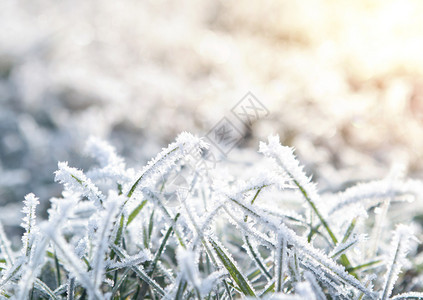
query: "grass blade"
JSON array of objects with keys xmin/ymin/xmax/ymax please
[
  {"xmin": 110, "ymin": 244, "xmax": 165, "ymax": 297},
  {"xmin": 127, "ymin": 200, "xmax": 148, "ymax": 226},
  {"xmin": 208, "ymin": 238, "xmax": 256, "ymax": 297}
]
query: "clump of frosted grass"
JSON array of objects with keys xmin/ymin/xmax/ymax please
[{"xmin": 0, "ymin": 132, "xmax": 423, "ymax": 299}]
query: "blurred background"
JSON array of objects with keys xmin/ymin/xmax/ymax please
[{"xmin": 1, "ymin": 0, "xmax": 423, "ymax": 226}]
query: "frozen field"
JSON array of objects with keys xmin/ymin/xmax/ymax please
[{"xmin": 1, "ymin": 0, "xmax": 423, "ymax": 298}]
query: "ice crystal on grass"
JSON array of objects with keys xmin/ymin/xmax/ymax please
[
  {"xmin": 19, "ymin": 194, "xmax": 39, "ymax": 261},
  {"xmin": 126, "ymin": 131, "xmax": 208, "ymax": 197},
  {"xmin": 0, "ymin": 223, "xmax": 13, "ymax": 267},
  {"xmin": 55, "ymin": 161, "xmax": 105, "ymax": 208},
  {"xmin": 91, "ymin": 197, "xmax": 119, "ymax": 292},
  {"xmin": 1, "ymin": 132, "xmax": 423, "ymax": 299},
  {"xmin": 329, "ymin": 179, "xmax": 423, "ymax": 216},
  {"xmin": 381, "ymin": 225, "xmax": 418, "ymax": 300},
  {"xmin": 259, "ymin": 136, "xmax": 317, "ymax": 198},
  {"xmin": 85, "ymin": 137, "xmax": 130, "ymax": 183},
  {"xmin": 259, "ymin": 135, "xmax": 338, "ymax": 245}
]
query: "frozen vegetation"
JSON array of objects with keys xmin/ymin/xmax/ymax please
[
  {"xmin": 2, "ymin": 0, "xmax": 423, "ymax": 299},
  {"xmin": 1, "ymin": 132, "xmax": 423, "ymax": 299}
]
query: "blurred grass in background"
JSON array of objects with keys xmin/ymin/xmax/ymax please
[{"xmin": 1, "ymin": 0, "xmax": 423, "ymax": 227}]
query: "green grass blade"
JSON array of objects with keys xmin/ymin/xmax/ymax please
[
  {"xmin": 244, "ymin": 236, "xmax": 272, "ymax": 280},
  {"xmin": 148, "ymin": 209, "xmax": 155, "ymax": 243},
  {"xmin": 208, "ymin": 238, "xmax": 256, "ymax": 297},
  {"xmin": 342, "ymin": 218, "xmax": 357, "ymax": 244},
  {"xmin": 127, "ymin": 147, "xmax": 179, "ymax": 198},
  {"xmin": 346, "ymin": 259, "xmax": 382, "ymax": 273},
  {"xmin": 111, "ymin": 268, "xmax": 131, "ymax": 298},
  {"xmin": 139, "ymin": 213, "xmax": 180, "ymax": 299},
  {"xmin": 127, "ymin": 200, "xmax": 148, "ymax": 226},
  {"xmin": 110, "ymin": 244, "xmax": 165, "ymax": 297},
  {"xmin": 260, "ymin": 281, "xmax": 275, "ymax": 296},
  {"xmin": 241, "ymin": 188, "xmax": 272, "ymax": 281},
  {"xmin": 175, "ymin": 278, "xmax": 187, "ymax": 300},
  {"xmin": 150, "ymin": 213, "xmax": 180, "ymax": 275},
  {"xmin": 53, "ymin": 249, "xmax": 61, "ymax": 288},
  {"xmin": 275, "ymin": 236, "xmax": 287, "ymax": 293}
]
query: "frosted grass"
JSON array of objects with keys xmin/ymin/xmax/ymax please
[{"xmin": 0, "ymin": 132, "xmax": 422, "ymax": 299}]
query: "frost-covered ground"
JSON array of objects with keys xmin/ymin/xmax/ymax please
[
  {"xmin": 1, "ymin": 132, "xmax": 423, "ymax": 299},
  {"xmin": 2, "ymin": 0, "xmax": 423, "ymax": 298}
]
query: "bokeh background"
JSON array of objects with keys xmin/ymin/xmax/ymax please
[{"xmin": 2, "ymin": 0, "xmax": 423, "ymax": 228}]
